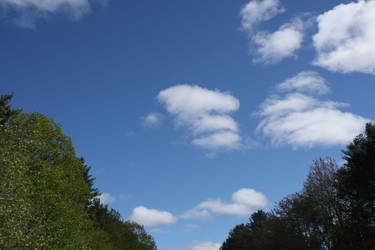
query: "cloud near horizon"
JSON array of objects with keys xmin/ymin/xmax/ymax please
[
  {"xmin": 158, "ymin": 84, "xmax": 242, "ymax": 151},
  {"xmin": 97, "ymin": 192, "xmax": 116, "ymax": 205},
  {"xmin": 182, "ymin": 188, "xmax": 267, "ymax": 219},
  {"xmin": 257, "ymin": 71, "xmax": 370, "ymax": 147},
  {"xmin": 0, "ymin": 0, "xmax": 105, "ymax": 28},
  {"xmin": 190, "ymin": 241, "xmax": 221, "ymax": 250},
  {"xmin": 313, "ymin": 0, "xmax": 375, "ymax": 74},
  {"xmin": 128, "ymin": 206, "xmax": 178, "ymax": 227}
]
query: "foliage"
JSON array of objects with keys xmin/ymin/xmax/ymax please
[
  {"xmin": 0, "ymin": 92, "xmax": 157, "ymax": 249},
  {"xmin": 338, "ymin": 123, "xmax": 375, "ymax": 249}
]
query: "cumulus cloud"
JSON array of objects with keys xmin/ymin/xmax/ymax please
[
  {"xmin": 253, "ymin": 18, "xmax": 304, "ymax": 63},
  {"xmin": 129, "ymin": 206, "xmax": 178, "ymax": 227},
  {"xmin": 97, "ymin": 192, "xmax": 116, "ymax": 205},
  {"xmin": 190, "ymin": 241, "xmax": 221, "ymax": 250},
  {"xmin": 158, "ymin": 85, "xmax": 241, "ymax": 150},
  {"xmin": 257, "ymin": 72, "xmax": 370, "ymax": 147},
  {"xmin": 240, "ymin": 0, "xmax": 285, "ymax": 32},
  {"xmin": 313, "ymin": 0, "xmax": 375, "ymax": 74},
  {"xmin": 142, "ymin": 113, "xmax": 163, "ymax": 128},
  {"xmin": 182, "ymin": 188, "xmax": 267, "ymax": 219},
  {"xmin": 0, "ymin": 0, "xmax": 103, "ymax": 28}
]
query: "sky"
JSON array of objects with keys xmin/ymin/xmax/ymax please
[{"xmin": 1, "ymin": 0, "xmax": 374, "ymax": 249}]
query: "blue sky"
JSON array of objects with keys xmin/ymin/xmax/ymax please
[{"xmin": 1, "ymin": 0, "xmax": 375, "ymax": 249}]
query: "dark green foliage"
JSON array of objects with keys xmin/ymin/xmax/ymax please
[
  {"xmin": 338, "ymin": 123, "xmax": 375, "ymax": 249},
  {"xmin": 0, "ymin": 92, "xmax": 157, "ymax": 249},
  {"xmin": 0, "ymin": 92, "xmax": 21, "ymax": 125},
  {"xmin": 88, "ymin": 199, "xmax": 157, "ymax": 250}
]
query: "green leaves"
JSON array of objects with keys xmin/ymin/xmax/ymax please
[{"xmin": 0, "ymin": 92, "xmax": 157, "ymax": 249}]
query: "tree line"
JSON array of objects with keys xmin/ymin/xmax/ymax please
[
  {"xmin": 220, "ymin": 123, "xmax": 375, "ymax": 249},
  {"xmin": 0, "ymin": 92, "xmax": 157, "ymax": 249}
]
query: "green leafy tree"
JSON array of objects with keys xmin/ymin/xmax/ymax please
[{"xmin": 0, "ymin": 112, "xmax": 93, "ymax": 248}]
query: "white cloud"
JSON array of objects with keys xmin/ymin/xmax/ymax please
[
  {"xmin": 257, "ymin": 72, "xmax": 370, "ymax": 147},
  {"xmin": 142, "ymin": 113, "xmax": 163, "ymax": 128},
  {"xmin": 232, "ymin": 188, "xmax": 268, "ymax": 207},
  {"xmin": 253, "ymin": 18, "xmax": 304, "ymax": 63},
  {"xmin": 240, "ymin": 0, "xmax": 285, "ymax": 32},
  {"xmin": 182, "ymin": 188, "xmax": 267, "ymax": 219},
  {"xmin": 191, "ymin": 241, "xmax": 221, "ymax": 250},
  {"xmin": 277, "ymin": 71, "xmax": 330, "ymax": 95},
  {"xmin": 192, "ymin": 131, "xmax": 241, "ymax": 150},
  {"xmin": 313, "ymin": 0, "xmax": 375, "ymax": 74},
  {"xmin": 158, "ymin": 85, "xmax": 241, "ymax": 150},
  {"xmin": 129, "ymin": 206, "xmax": 178, "ymax": 227},
  {"xmin": 0, "ymin": 0, "xmax": 102, "ymax": 28},
  {"xmin": 97, "ymin": 192, "xmax": 116, "ymax": 205}
]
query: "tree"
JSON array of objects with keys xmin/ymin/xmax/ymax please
[
  {"xmin": 220, "ymin": 158, "xmax": 348, "ymax": 250},
  {"xmin": 0, "ymin": 92, "xmax": 158, "ymax": 249},
  {"xmin": 0, "ymin": 112, "xmax": 93, "ymax": 248},
  {"xmin": 0, "ymin": 92, "xmax": 21, "ymax": 124},
  {"xmin": 337, "ymin": 123, "xmax": 375, "ymax": 249}
]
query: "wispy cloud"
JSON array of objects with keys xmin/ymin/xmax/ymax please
[
  {"xmin": 97, "ymin": 192, "xmax": 116, "ymax": 205},
  {"xmin": 240, "ymin": 0, "xmax": 285, "ymax": 33},
  {"xmin": 128, "ymin": 206, "xmax": 178, "ymax": 227},
  {"xmin": 185, "ymin": 224, "xmax": 200, "ymax": 232},
  {"xmin": 257, "ymin": 71, "xmax": 370, "ymax": 147},
  {"xmin": 182, "ymin": 188, "xmax": 267, "ymax": 219},
  {"xmin": 313, "ymin": 0, "xmax": 375, "ymax": 74},
  {"xmin": 276, "ymin": 71, "xmax": 330, "ymax": 95},
  {"xmin": 158, "ymin": 85, "xmax": 241, "ymax": 151},
  {"xmin": 190, "ymin": 241, "xmax": 221, "ymax": 250},
  {"xmin": 0, "ymin": 0, "xmax": 105, "ymax": 28},
  {"xmin": 142, "ymin": 113, "xmax": 163, "ymax": 128}
]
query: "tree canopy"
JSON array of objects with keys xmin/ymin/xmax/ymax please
[{"xmin": 0, "ymin": 92, "xmax": 157, "ymax": 249}]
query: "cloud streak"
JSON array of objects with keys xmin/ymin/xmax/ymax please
[
  {"xmin": 0, "ymin": 0, "xmax": 103, "ymax": 28},
  {"xmin": 182, "ymin": 188, "xmax": 267, "ymax": 219}
]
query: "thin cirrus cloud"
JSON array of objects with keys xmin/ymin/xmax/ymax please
[
  {"xmin": 158, "ymin": 84, "xmax": 241, "ymax": 151},
  {"xmin": 313, "ymin": 0, "xmax": 375, "ymax": 74},
  {"xmin": 252, "ymin": 17, "xmax": 305, "ymax": 64},
  {"xmin": 257, "ymin": 71, "xmax": 370, "ymax": 147},
  {"xmin": 128, "ymin": 206, "xmax": 178, "ymax": 227},
  {"xmin": 181, "ymin": 188, "xmax": 267, "ymax": 219},
  {"xmin": 276, "ymin": 71, "xmax": 330, "ymax": 95},
  {"xmin": 0, "ymin": 0, "xmax": 105, "ymax": 28},
  {"xmin": 240, "ymin": 0, "xmax": 285, "ymax": 33},
  {"xmin": 142, "ymin": 113, "xmax": 163, "ymax": 128},
  {"xmin": 190, "ymin": 241, "xmax": 222, "ymax": 250}
]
